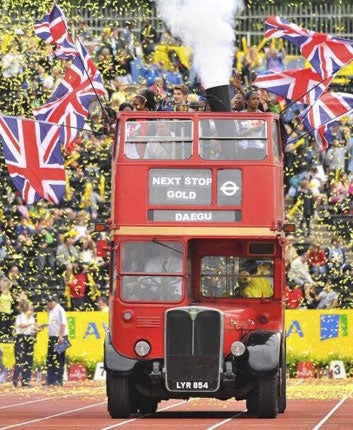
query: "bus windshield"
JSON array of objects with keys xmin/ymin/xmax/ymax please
[{"xmin": 121, "ymin": 240, "xmax": 183, "ymax": 302}]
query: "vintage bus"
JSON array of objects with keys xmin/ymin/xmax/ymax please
[{"xmin": 103, "ymin": 104, "xmax": 288, "ymax": 419}]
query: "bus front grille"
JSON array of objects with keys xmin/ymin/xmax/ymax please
[{"xmin": 165, "ymin": 307, "xmax": 222, "ymax": 392}]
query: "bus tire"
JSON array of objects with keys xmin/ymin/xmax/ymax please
[
  {"xmin": 107, "ymin": 373, "xmax": 132, "ymax": 418},
  {"xmin": 256, "ymin": 374, "xmax": 279, "ymax": 418},
  {"xmin": 246, "ymin": 389, "xmax": 258, "ymax": 416},
  {"xmin": 138, "ymin": 396, "xmax": 158, "ymax": 414},
  {"xmin": 278, "ymin": 346, "xmax": 287, "ymax": 413}
]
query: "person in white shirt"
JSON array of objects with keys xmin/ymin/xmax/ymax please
[
  {"xmin": 43, "ymin": 296, "xmax": 69, "ymax": 387},
  {"xmin": 287, "ymin": 249, "xmax": 316, "ymax": 288}
]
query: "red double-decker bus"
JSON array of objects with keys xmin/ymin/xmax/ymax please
[{"xmin": 103, "ymin": 106, "xmax": 287, "ymax": 419}]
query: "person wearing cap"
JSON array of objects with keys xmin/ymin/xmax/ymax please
[{"xmin": 43, "ymin": 296, "xmax": 69, "ymax": 386}]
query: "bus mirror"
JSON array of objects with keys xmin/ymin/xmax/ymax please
[
  {"xmin": 282, "ymin": 223, "xmax": 296, "ymax": 233},
  {"xmin": 96, "ymin": 239, "xmax": 109, "ymax": 257}
]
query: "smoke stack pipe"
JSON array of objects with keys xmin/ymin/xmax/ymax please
[{"xmin": 205, "ymin": 85, "xmax": 232, "ymax": 112}]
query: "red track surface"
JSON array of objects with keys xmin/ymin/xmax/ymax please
[{"xmin": 0, "ymin": 379, "xmax": 352, "ymax": 430}]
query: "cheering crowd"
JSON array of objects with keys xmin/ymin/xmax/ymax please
[{"xmin": 1, "ymin": 11, "xmax": 353, "ymax": 345}]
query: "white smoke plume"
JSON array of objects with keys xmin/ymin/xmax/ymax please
[{"xmin": 156, "ymin": 0, "xmax": 244, "ymax": 89}]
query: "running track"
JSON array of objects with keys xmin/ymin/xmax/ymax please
[{"xmin": 0, "ymin": 379, "xmax": 352, "ymax": 430}]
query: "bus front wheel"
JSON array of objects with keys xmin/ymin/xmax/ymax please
[
  {"xmin": 107, "ymin": 373, "xmax": 132, "ymax": 418},
  {"xmin": 256, "ymin": 374, "xmax": 279, "ymax": 418}
]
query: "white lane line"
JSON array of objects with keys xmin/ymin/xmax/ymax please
[
  {"xmin": 206, "ymin": 410, "xmax": 246, "ymax": 430},
  {"xmin": 0, "ymin": 395, "xmax": 68, "ymax": 410},
  {"xmin": 0, "ymin": 401, "xmax": 106, "ymax": 430},
  {"xmin": 312, "ymin": 393, "xmax": 352, "ymax": 430},
  {"xmin": 100, "ymin": 400, "xmax": 187, "ymax": 430},
  {"xmin": 0, "ymin": 384, "xmax": 104, "ymax": 410}
]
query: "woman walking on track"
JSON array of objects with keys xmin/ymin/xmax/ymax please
[{"xmin": 12, "ymin": 300, "xmax": 38, "ymax": 387}]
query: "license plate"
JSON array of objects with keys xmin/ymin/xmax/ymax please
[{"xmin": 174, "ymin": 381, "xmax": 210, "ymax": 390}]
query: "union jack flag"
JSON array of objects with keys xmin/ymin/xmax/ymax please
[
  {"xmin": 300, "ymin": 92, "xmax": 353, "ymax": 149},
  {"xmin": 254, "ymin": 68, "xmax": 332, "ymax": 105},
  {"xmin": 265, "ymin": 16, "xmax": 353, "ymax": 79},
  {"xmin": 0, "ymin": 116, "xmax": 66, "ymax": 204},
  {"xmin": 34, "ymin": 37, "xmax": 106, "ymax": 147},
  {"xmin": 34, "ymin": 4, "xmax": 76, "ymax": 59}
]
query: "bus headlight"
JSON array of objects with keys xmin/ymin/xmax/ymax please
[
  {"xmin": 134, "ymin": 340, "xmax": 151, "ymax": 357},
  {"xmin": 230, "ymin": 341, "xmax": 246, "ymax": 357}
]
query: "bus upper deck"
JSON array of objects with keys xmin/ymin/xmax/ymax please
[{"xmin": 112, "ymin": 111, "xmax": 284, "ymax": 233}]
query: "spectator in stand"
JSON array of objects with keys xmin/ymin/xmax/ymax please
[
  {"xmin": 115, "ymin": 48, "xmax": 134, "ymax": 84},
  {"xmin": 241, "ymin": 45, "xmax": 260, "ymax": 88},
  {"xmin": 287, "ymin": 248, "xmax": 317, "ymax": 290},
  {"xmin": 108, "ymin": 26, "xmax": 125, "ymax": 58},
  {"xmin": 67, "ymin": 263, "xmax": 87, "ymax": 311},
  {"xmin": 285, "ymin": 280, "xmax": 304, "ymax": 309},
  {"xmin": 96, "ymin": 47, "xmax": 116, "ymax": 87},
  {"xmin": 324, "ymin": 121, "xmax": 347, "ymax": 150},
  {"xmin": 315, "ymin": 279, "xmax": 339, "ymax": 309},
  {"xmin": 295, "ymin": 179, "xmax": 315, "ymax": 237},
  {"xmin": 0, "ymin": 277, "xmax": 15, "ymax": 342},
  {"xmin": 72, "ymin": 212, "xmax": 91, "ymax": 244},
  {"xmin": 120, "ymin": 20, "xmax": 136, "ymax": 58},
  {"xmin": 97, "ymin": 295, "xmax": 109, "ymax": 312},
  {"xmin": 140, "ymin": 53, "xmax": 162, "ymax": 87},
  {"xmin": 7, "ymin": 265, "xmax": 25, "ymax": 299},
  {"xmin": 327, "ymin": 174, "xmax": 349, "ymax": 214},
  {"xmin": 284, "ymin": 235, "xmax": 298, "ymax": 270},
  {"xmin": 307, "ymin": 243, "xmax": 328, "ymax": 279},
  {"xmin": 164, "ymin": 62, "xmax": 184, "ymax": 88},
  {"xmin": 325, "ymin": 139, "xmax": 350, "ymax": 180},
  {"xmin": 302, "ymin": 283, "xmax": 318, "ymax": 309},
  {"xmin": 110, "ymin": 78, "xmax": 127, "ymax": 112},
  {"xmin": 265, "ymin": 46, "xmax": 286, "ymax": 72},
  {"xmin": 78, "ymin": 234, "xmax": 97, "ymax": 265},
  {"xmin": 327, "ymin": 236, "xmax": 351, "ymax": 275},
  {"xmin": 35, "ymin": 214, "xmax": 58, "ymax": 274},
  {"xmin": 140, "ymin": 18, "xmax": 158, "ymax": 59},
  {"xmin": 77, "ymin": 20, "xmax": 93, "ymax": 43},
  {"xmin": 0, "ymin": 223, "xmax": 10, "ymax": 262},
  {"xmin": 308, "ymin": 166, "xmax": 327, "ymax": 211},
  {"xmin": 55, "ymin": 233, "xmax": 79, "ymax": 274}
]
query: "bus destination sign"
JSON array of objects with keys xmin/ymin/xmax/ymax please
[{"xmin": 148, "ymin": 169, "xmax": 242, "ymax": 222}]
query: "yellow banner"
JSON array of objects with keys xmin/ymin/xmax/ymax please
[
  {"xmin": 1, "ymin": 310, "xmax": 352, "ymax": 367},
  {"xmin": 1, "ymin": 311, "xmax": 109, "ymax": 368},
  {"xmin": 286, "ymin": 309, "xmax": 352, "ymax": 360}
]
